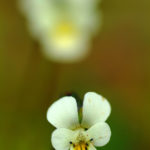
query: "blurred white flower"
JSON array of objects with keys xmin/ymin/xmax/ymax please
[
  {"xmin": 19, "ymin": 0, "xmax": 102, "ymax": 62},
  {"xmin": 47, "ymin": 92, "xmax": 111, "ymax": 150}
]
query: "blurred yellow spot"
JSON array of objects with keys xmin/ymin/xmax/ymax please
[
  {"xmin": 55, "ymin": 22, "xmax": 76, "ymax": 35},
  {"xmin": 51, "ymin": 22, "xmax": 78, "ymax": 50}
]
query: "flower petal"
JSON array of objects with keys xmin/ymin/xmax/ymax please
[
  {"xmin": 52, "ymin": 128, "xmax": 75, "ymax": 150},
  {"xmin": 86, "ymin": 122, "xmax": 111, "ymax": 147},
  {"xmin": 82, "ymin": 92, "xmax": 111, "ymax": 127},
  {"xmin": 47, "ymin": 96, "xmax": 79, "ymax": 129},
  {"xmin": 88, "ymin": 144, "xmax": 97, "ymax": 150}
]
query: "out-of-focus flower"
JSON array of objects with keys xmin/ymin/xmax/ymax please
[
  {"xmin": 47, "ymin": 92, "xmax": 111, "ymax": 150},
  {"xmin": 19, "ymin": 0, "xmax": 102, "ymax": 62}
]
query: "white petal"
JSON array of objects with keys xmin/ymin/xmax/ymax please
[
  {"xmin": 82, "ymin": 92, "xmax": 111, "ymax": 127},
  {"xmin": 47, "ymin": 96, "xmax": 79, "ymax": 129},
  {"xmin": 86, "ymin": 122, "xmax": 111, "ymax": 147},
  {"xmin": 88, "ymin": 144, "xmax": 97, "ymax": 150},
  {"xmin": 52, "ymin": 128, "xmax": 75, "ymax": 150}
]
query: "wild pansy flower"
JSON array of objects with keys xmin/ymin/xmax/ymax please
[
  {"xmin": 47, "ymin": 92, "xmax": 111, "ymax": 150},
  {"xmin": 19, "ymin": 0, "xmax": 102, "ymax": 63}
]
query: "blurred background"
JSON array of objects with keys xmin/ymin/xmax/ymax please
[{"xmin": 0, "ymin": 0, "xmax": 150, "ymax": 150}]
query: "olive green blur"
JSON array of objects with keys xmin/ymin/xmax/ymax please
[{"xmin": 0, "ymin": 0, "xmax": 150, "ymax": 150}]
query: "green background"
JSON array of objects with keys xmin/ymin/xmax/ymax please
[{"xmin": 0, "ymin": 0, "xmax": 150, "ymax": 150}]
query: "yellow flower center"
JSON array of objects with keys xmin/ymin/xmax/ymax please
[
  {"xmin": 73, "ymin": 142, "xmax": 88, "ymax": 150},
  {"xmin": 69, "ymin": 129, "xmax": 92, "ymax": 150}
]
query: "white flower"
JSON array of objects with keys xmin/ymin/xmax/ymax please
[
  {"xmin": 47, "ymin": 92, "xmax": 111, "ymax": 150},
  {"xmin": 18, "ymin": 0, "xmax": 102, "ymax": 63}
]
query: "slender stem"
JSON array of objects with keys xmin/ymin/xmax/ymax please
[
  {"xmin": 45, "ymin": 62, "xmax": 63, "ymax": 106},
  {"xmin": 18, "ymin": 41, "xmax": 63, "ymax": 111},
  {"xmin": 18, "ymin": 42, "xmax": 41, "ymax": 101}
]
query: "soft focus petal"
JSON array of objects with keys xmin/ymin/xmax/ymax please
[
  {"xmin": 19, "ymin": 0, "xmax": 102, "ymax": 63},
  {"xmin": 47, "ymin": 96, "xmax": 79, "ymax": 129},
  {"xmin": 86, "ymin": 122, "xmax": 111, "ymax": 147},
  {"xmin": 52, "ymin": 128, "xmax": 75, "ymax": 150},
  {"xmin": 67, "ymin": 0, "xmax": 99, "ymax": 9},
  {"xmin": 41, "ymin": 31, "xmax": 90, "ymax": 63},
  {"xmin": 19, "ymin": 0, "xmax": 57, "ymax": 37},
  {"xmin": 82, "ymin": 92, "xmax": 111, "ymax": 127}
]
